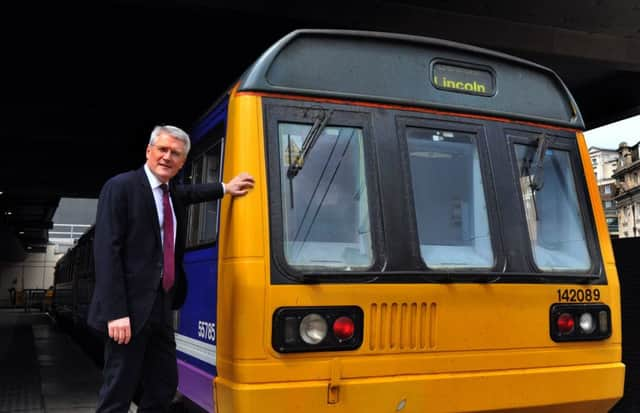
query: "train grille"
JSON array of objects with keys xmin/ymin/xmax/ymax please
[{"xmin": 368, "ymin": 302, "xmax": 437, "ymax": 352}]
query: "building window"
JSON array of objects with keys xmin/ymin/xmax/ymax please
[{"xmin": 604, "ymin": 185, "xmax": 611, "ymax": 194}]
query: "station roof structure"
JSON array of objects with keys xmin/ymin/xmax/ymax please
[{"xmin": 0, "ymin": 0, "xmax": 638, "ymax": 260}]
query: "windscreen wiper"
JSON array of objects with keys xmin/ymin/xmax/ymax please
[
  {"xmin": 287, "ymin": 109, "xmax": 333, "ymax": 179},
  {"xmin": 530, "ymin": 133, "xmax": 550, "ymax": 191}
]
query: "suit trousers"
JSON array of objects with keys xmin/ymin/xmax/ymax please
[{"xmin": 95, "ymin": 288, "xmax": 177, "ymax": 413}]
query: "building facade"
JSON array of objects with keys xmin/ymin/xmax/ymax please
[
  {"xmin": 612, "ymin": 142, "xmax": 640, "ymax": 238},
  {"xmin": 589, "ymin": 146, "xmax": 619, "ymax": 237}
]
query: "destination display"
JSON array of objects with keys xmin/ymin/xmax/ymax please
[{"xmin": 431, "ymin": 60, "xmax": 495, "ymax": 97}]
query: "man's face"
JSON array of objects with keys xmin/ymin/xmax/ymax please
[{"xmin": 145, "ymin": 132, "xmax": 187, "ymax": 183}]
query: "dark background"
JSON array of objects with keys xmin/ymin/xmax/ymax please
[{"xmin": 0, "ymin": 0, "xmax": 639, "ymax": 254}]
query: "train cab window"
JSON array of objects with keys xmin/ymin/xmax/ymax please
[
  {"xmin": 406, "ymin": 127, "xmax": 494, "ymax": 269},
  {"xmin": 514, "ymin": 143, "xmax": 591, "ymax": 272},
  {"xmin": 186, "ymin": 141, "xmax": 223, "ymax": 247},
  {"xmin": 277, "ymin": 122, "xmax": 373, "ymax": 270}
]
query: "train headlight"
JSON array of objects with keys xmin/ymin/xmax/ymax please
[
  {"xmin": 272, "ymin": 306, "xmax": 363, "ymax": 353},
  {"xmin": 579, "ymin": 312, "xmax": 595, "ymax": 334},
  {"xmin": 550, "ymin": 304, "xmax": 611, "ymax": 342},
  {"xmin": 598, "ymin": 310, "xmax": 609, "ymax": 334},
  {"xmin": 299, "ymin": 313, "xmax": 328, "ymax": 344}
]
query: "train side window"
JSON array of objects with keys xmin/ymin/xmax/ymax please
[
  {"xmin": 514, "ymin": 143, "xmax": 591, "ymax": 271},
  {"xmin": 186, "ymin": 156, "xmax": 204, "ymax": 247},
  {"xmin": 200, "ymin": 143, "xmax": 222, "ymax": 243},
  {"xmin": 405, "ymin": 127, "xmax": 494, "ymax": 269},
  {"xmin": 185, "ymin": 141, "xmax": 223, "ymax": 248},
  {"xmin": 277, "ymin": 122, "xmax": 373, "ymax": 270}
]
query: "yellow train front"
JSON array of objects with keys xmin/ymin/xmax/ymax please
[{"xmin": 203, "ymin": 30, "xmax": 624, "ymax": 412}]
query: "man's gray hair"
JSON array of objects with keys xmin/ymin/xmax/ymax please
[{"xmin": 149, "ymin": 125, "xmax": 191, "ymax": 155}]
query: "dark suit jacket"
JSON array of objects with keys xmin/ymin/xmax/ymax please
[{"xmin": 88, "ymin": 167, "xmax": 224, "ymax": 336}]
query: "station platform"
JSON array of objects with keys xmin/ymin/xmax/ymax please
[
  {"xmin": 0, "ymin": 309, "xmax": 204, "ymax": 413},
  {"xmin": 0, "ymin": 308, "xmax": 102, "ymax": 412}
]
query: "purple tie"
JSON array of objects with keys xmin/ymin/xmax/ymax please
[{"xmin": 160, "ymin": 184, "xmax": 175, "ymax": 292}]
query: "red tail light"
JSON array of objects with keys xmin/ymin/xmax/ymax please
[
  {"xmin": 556, "ymin": 313, "xmax": 575, "ymax": 334},
  {"xmin": 333, "ymin": 316, "xmax": 355, "ymax": 341}
]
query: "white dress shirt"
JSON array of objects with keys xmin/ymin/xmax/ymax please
[{"xmin": 143, "ymin": 164, "xmax": 177, "ymax": 247}]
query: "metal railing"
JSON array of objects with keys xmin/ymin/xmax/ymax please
[{"xmin": 49, "ymin": 224, "xmax": 92, "ymax": 244}]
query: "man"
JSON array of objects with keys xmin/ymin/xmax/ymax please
[{"xmin": 88, "ymin": 125, "xmax": 254, "ymax": 412}]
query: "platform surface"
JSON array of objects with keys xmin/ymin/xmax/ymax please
[{"xmin": 0, "ymin": 309, "xmax": 102, "ymax": 413}]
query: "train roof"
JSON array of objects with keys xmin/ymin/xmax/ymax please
[{"xmin": 237, "ymin": 29, "xmax": 584, "ymax": 129}]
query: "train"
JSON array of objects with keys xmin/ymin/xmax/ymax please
[
  {"xmin": 52, "ymin": 226, "xmax": 95, "ymax": 331},
  {"xmin": 52, "ymin": 29, "xmax": 624, "ymax": 412}
]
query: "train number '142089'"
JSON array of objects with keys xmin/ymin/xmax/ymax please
[{"xmin": 556, "ymin": 288, "xmax": 600, "ymax": 303}]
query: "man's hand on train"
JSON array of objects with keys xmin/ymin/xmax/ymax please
[
  {"xmin": 107, "ymin": 316, "xmax": 131, "ymax": 344},
  {"xmin": 225, "ymin": 172, "xmax": 255, "ymax": 196}
]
